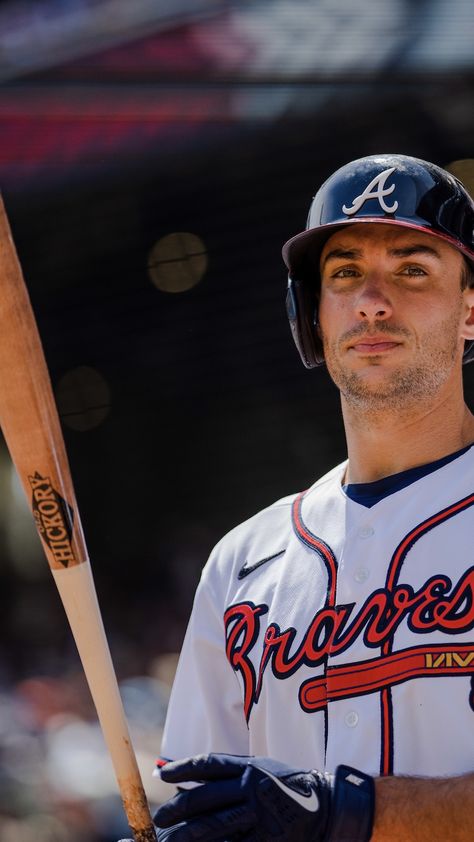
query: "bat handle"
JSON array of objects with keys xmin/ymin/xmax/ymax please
[
  {"xmin": 117, "ymin": 833, "xmax": 157, "ymax": 842},
  {"xmin": 132, "ymin": 828, "xmax": 157, "ymax": 842},
  {"xmin": 51, "ymin": 561, "xmax": 157, "ymax": 841}
]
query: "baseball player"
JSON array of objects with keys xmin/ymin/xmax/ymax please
[{"xmin": 123, "ymin": 155, "xmax": 474, "ymax": 841}]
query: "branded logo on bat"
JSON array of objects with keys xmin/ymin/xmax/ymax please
[
  {"xmin": 28, "ymin": 472, "xmax": 75, "ymax": 567},
  {"xmin": 342, "ymin": 167, "xmax": 399, "ymax": 215}
]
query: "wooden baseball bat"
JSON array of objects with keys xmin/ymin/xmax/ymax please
[{"xmin": 0, "ymin": 196, "xmax": 157, "ymax": 842}]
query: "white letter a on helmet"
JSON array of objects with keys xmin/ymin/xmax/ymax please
[{"xmin": 342, "ymin": 167, "xmax": 399, "ymax": 215}]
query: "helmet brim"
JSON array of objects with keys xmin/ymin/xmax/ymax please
[{"xmin": 282, "ymin": 217, "xmax": 474, "ymax": 276}]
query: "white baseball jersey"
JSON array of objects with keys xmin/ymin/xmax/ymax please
[{"xmin": 160, "ymin": 446, "xmax": 474, "ymax": 779}]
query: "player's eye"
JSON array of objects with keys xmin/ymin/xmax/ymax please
[
  {"xmin": 399, "ymin": 265, "xmax": 427, "ymax": 276},
  {"xmin": 331, "ymin": 267, "xmax": 359, "ymax": 278}
]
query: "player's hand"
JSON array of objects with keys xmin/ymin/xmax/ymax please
[
  {"xmin": 154, "ymin": 752, "xmax": 330, "ymax": 841},
  {"xmin": 153, "ymin": 753, "xmax": 374, "ymax": 841}
]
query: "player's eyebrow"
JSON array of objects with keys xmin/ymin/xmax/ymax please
[
  {"xmin": 322, "ymin": 243, "xmax": 441, "ymax": 268},
  {"xmin": 387, "ymin": 245, "xmax": 441, "ymax": 259},
  {"xmin": 322, "ymin": 248, "xmax": 362, "ymax": 267}
]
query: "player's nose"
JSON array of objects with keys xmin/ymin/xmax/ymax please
[{"xmin": 354, "ymin": 275, "xmax": 393, "ymax": 321}]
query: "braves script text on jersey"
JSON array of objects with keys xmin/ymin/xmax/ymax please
[{"xmin": 160, "ymin": 447, "xmax": 474, "ymax": 780}]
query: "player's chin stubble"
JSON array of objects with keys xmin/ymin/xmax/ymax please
[{"xmin": 320, "ymin": 313, "xmax": 463, "ymax": 413}]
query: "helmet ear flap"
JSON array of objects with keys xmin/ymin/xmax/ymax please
[{"xmin": 286, "ymin": 275, "xmax": 324, "ymax": 367}]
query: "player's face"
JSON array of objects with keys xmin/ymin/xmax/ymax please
[{"xmin": 318, "ymin": 223, "xmax": 474, "ymax": 411}]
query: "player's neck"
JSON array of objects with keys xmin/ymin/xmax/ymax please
[{"xmin": 341, "ymin": 379, "xmax": 474, "ymax": 484}]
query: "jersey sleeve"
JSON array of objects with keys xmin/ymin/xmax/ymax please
[{"xmin": 159, "ymin": 557, "xmax": 249, "ymax": 762}]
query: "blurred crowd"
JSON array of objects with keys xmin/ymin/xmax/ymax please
[{"xmin": 0, "ymin": 653, "xmax": 179, "ymax": 842}]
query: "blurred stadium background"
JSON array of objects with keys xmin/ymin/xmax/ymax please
[{"xmin": 0, "ymin": 0, "xmax": 473, "ymax": 838}]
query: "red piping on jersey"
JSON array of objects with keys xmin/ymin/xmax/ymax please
[
  {"xmin": 292, "ymin": 491, "xmax": 338, "ymax": 606},
  {"xmin": 381, "ymin": 688, "xmax": 393, "ymax": 777},
  {"xmin": 385, "ymin": 493, "xmax": 474, "ymax": 593},
  {"xmin": 291, "ymin": 490, "xmax": 338, "ymax": 756}
]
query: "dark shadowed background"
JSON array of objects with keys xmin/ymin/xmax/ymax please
[{"xmin": 0, "ymin": 1, "xmax": 473, "ymax": 839}]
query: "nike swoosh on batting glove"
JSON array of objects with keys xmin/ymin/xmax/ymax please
[{"xmin": 153, "ymin": 753, "xmax": 374, "ymax": 841}]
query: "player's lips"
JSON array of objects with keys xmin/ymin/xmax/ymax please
[{"xmin": 348, "ymin": 336, "xmax": 403, "ymax": 354}]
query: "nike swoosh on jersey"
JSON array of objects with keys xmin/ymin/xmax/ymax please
[
  {"xmin": 252, "ymin": 764, "xmax": 320, "ymax": 813},
  {"xmin": 237, "ymin": 549, "xmax": 286, "ymax": 579}
]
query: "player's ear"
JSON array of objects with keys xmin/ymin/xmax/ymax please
[{"xmin": 460, "ymin": 285, "xmax": 474, "ymax": 342}]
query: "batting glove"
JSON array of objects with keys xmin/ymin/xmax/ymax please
[{"xmin": 153, "ymin": 753, "xmax": 374, "ymax": 842}]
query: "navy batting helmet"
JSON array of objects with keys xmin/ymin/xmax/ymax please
[{"xmin": 282, "ymin": 154, "xmax": 474, "ymax": 368}]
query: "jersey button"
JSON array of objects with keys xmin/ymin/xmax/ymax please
[
  {"xmin": 344, "ymin": 711, "xmax": 359, "ymax": 728},
  {"xmin": 354, "ymin": 567, "xmax": 370, "ymax": 583},
  {"xmin": 358, "ymin": 525, "xmax": 374, "ymax": 539}
]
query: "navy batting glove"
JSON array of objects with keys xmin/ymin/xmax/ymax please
[{"xmin": 153, "ymin": 753, "xmax": 374, "ymax": 842}]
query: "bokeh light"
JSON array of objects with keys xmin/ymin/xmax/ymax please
[
  {"xmin": 55, "ymin": 366, "xmax": 111, "ymax": 432},
  {"xmin": 147, "ymin": 232, "xmax": 208, "ymax": 293}
]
